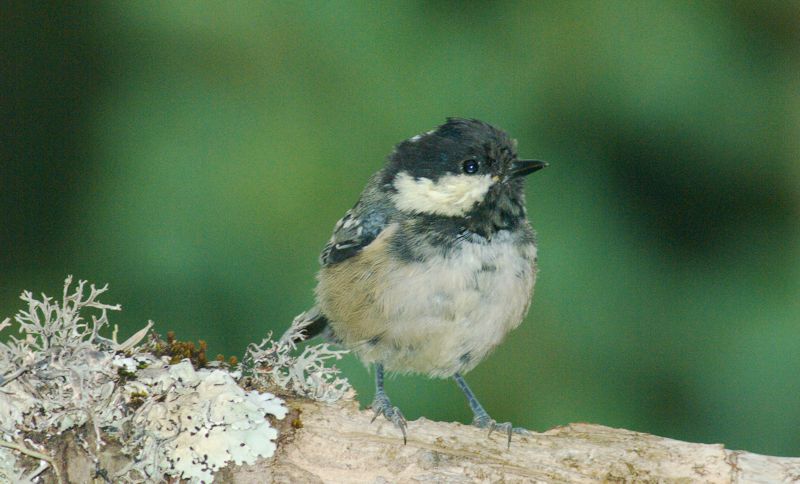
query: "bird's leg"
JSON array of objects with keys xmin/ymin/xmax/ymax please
[
  {"xmin": 453, "ymin": 372, "xmax": 529, "ymax": 448},
  {"xmin": 369, "ymin": 363, "xmax": 407, "ymax": 444}
]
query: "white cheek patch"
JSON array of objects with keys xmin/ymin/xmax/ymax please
[{"xmin": 391, "ymin": 171, "xmax": 494, "ymax": 216}]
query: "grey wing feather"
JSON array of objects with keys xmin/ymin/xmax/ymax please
[
  {"xmin": 320, "ymin": 204, "xmax": 389, "ymax": 266},
  {"xmin": 292, "ymin": 207, "xmax": 383, "ymax": 343}
]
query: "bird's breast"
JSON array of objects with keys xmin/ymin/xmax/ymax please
[{"xmin": 318, "ymin": 228, "xmax": 537, "ymax": 377}]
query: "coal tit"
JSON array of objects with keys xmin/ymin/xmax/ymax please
[{"xmin": 298, "ymin": 118, "xmax": 547, "ymax": 446}]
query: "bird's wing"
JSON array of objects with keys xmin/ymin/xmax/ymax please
[{"xmin": 320, "ymin": 205, "xmax": 389, "ymax": 266}]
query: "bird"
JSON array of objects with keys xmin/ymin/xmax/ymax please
[{"xmin": 295, "ymin": 117, "xmax": 547, "ymax": 446}]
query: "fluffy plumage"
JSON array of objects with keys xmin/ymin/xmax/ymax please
[{"xmin": 297, "ymin": 117, "xmax": 547, "ymax": 444}]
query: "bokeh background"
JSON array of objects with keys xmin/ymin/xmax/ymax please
[{"xmin": 3, "ymin": 1, "xmax": 799, "ymax": 456}]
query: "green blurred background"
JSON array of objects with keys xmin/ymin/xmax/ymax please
[{"xmin": 3, "ymin": 1, "xmax": 799, "ymax": 456}]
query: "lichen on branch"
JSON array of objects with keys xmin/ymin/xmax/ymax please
[{"xmin": 0, "ymin": 276, "xmax": 349, "ymax": 483}]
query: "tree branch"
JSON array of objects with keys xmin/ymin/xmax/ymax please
[{"xmin": 224, "ymin": 399, "xmax": 800, "ymax": 483}]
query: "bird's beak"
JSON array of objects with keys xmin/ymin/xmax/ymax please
[{"xmin": 509, "ymin": 160, "xmax": 548, "ymax": 178}]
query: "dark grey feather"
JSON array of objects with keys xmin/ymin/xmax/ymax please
[{"xmin": 320, "ymin": 182, "xmax": 393, "ymax": 266}]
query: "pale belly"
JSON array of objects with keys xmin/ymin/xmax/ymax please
[{"xmin": 318, "ymin": 230, "xmax": 537, "ymax": 377}]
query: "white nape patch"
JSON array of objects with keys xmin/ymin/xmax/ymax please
[
  {"xmin": 408, "ymin": 129, "xmax": 436, "ymax": 143},
  {"xmin": 392, "ymin": 171, "xmax": 494, "ymax": 216}
]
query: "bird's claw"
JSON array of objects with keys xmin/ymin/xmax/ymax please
[
  {"xmin": 473, "ymin": 415, "xmax": 529, "ymax": 448},
  {"xmin": 370, "ymin": 394, "xmax": 408, "ymax": 444}
]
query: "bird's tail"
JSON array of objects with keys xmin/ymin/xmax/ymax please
[{"xmin": 278, "ymin": 306, "xmax": 331, "ymax": 347}]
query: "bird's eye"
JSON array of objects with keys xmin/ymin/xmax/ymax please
[{"xmin": 462, "ymin": 159, "xmax": 479, "ymax": 174}]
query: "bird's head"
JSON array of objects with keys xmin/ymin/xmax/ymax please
[{"xmin": 383, "ymin": 118, "xmax": 547, "ymax": 218}]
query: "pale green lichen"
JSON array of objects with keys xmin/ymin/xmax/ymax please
[
  {"xmin": 126, "ymin": 360, "xmax": 287, "ymax": 482},
  {"xmin": 0, "ymin": 276, "xmax": 347, "ymax": 483},
  {"xmin": 240, "ymin": 309, "xmax": 352, "ymax": 403},
  {"xmin": 0, "ymin": 277, "xmax": 126, "ymax": 480}
]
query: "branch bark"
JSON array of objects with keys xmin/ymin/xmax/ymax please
[
  {"xmin": 32, "ymin": 397, "xmax": 800, "ymax": 483},
  {"xmin": 222, "ymin": 399, "xmax": 800, "ymax": 483}
]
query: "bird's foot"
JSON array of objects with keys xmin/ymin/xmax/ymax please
[
  {"xmin": 370, "ymin": 393, "xmax": 408, "ymax": 444},
  {"xmin": 472, "ymin": 414, "xmax": 530, "ymax": 448}
]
